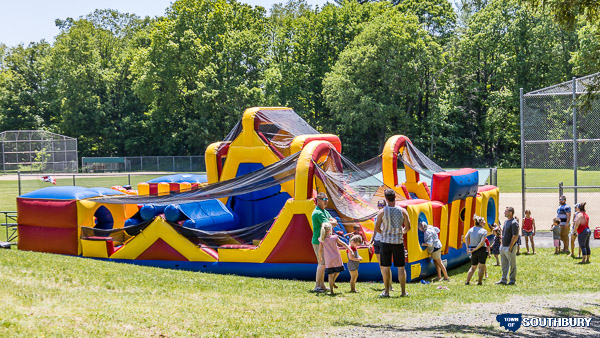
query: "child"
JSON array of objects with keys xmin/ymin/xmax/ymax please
[
  {"xmin": 347, "ymin": 235, "xmax": 363, "ymax": 292},
  {"xmin": 420, "ymin": 222, "xmax": 449, "ymax": 281},
  {"xmin": 522, "ymin": 209, "xmax": 536, "ymax": 254},
  {"xmin": 491, "ymin": 224, "xmax": 501, "ymax": 266},
  {"xmin": 344, "ymin": 224, "xmax": 368, "ymax": 243},
  {"xmin": 318, "ymin": 222, "xmax": 353, "ymax": 295},
  {"xmin": 551, "ymin": 217, "xmax": 562, "ymax": 254}
]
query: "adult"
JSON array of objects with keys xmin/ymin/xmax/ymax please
[
  {"xmin": 311, "ymin": 192, "xmax": 338, "ymax": 292},
  {"xmin": 556, "ymin": 195, "xmax": 572, "ymax": 254},
  {"xmin": 374, "ymin": 189, "xmax": 411, "ymax": 297},
  {"xmin": 368, "ymin": 200, "xmax": 386, "ymax": 263},
  {"xmin": 465, "ymin": 216, "xmax": 489, "ymax": 285},
  {"xmin": 419, "ymin": 222, "xmax": 449, "ymax": 282},
  {"xmin": 570, "ymin": 204, "xmax": 582, "ymax": 259},
  {"xmin": 496, "ymin": 207, "xmax": 519, "ymax": 285},
  {"xmin": 574, "ymin": 202, "xmax": 591, "ymax": 264}
]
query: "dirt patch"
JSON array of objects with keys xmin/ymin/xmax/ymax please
[
  {"xmin": 327, "ymin": 293, "xmax": 600, "ymax": 336},
  {"xmin": 501, "ymin": 192, "xmax": 600, "ymax": 225}
]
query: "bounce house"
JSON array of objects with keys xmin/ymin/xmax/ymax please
[{"xmin": 16, "ymin": 107, "xmax": 499, "ymax": 281}]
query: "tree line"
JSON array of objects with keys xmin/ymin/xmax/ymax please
[{"xmin": 0, "ymin": 0, "xmax": 598, "ymax": 167}]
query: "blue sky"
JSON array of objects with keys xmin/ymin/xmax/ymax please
[{"xmin": 0, "ymin": 0, "xmax": 330, "ymax": 47}]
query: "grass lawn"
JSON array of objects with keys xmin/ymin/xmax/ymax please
[
  {"xmin": 497, "ymin": 168, "xmax": 600, "ymax": 193},
  {"xmin": 0, "ymin": 247, "xmax": 597, "ymax": 336}
]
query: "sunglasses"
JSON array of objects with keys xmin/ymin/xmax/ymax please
[{"xmin": 318, "ymin": 198, "xmax": 328, "ymax": 201}]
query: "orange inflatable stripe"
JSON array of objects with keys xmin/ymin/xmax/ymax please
[{"xmin": 17, "ymin": 199, "xmax": 78, "ymax": 228}]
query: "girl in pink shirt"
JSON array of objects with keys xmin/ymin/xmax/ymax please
[{"xmin": 319, "ymin": 222, "xmax": 352, "ymax": 294}]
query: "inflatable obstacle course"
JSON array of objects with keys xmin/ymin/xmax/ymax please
[{"xmin": 16, "ymin": 107, "xmax": 499, "ymax": 281}]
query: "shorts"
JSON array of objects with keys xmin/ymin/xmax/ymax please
[
  {"xmin": 470, "ymin": 247, "xmax": 487, "ymax": 265},
  {"xmin": 554, "ymin": 239, "xmax": 561, "ymax": 247},
  {"xmin": 312, "ymin": 244, "xmax": 324, "ymax": 265},
  {"xmin": 560, "ymin": 225, "xmax": 570, "ymax": 238},
  {"xmin": 347, "ymin": 260, "xmax": 360, "ymax": 271},
  {"xmin": 430, "ymin": 247, "xmax": 441, "ymax": 260},
  {"xmin": 523, "ymin": 231, "xmax": 533, "ymax": 236},
  {"xmin": 325, "ymin": 266, "xmax": 344, "ymax": 274},
  {"xmin": 373, "ymin": 240, "xmax": 381, "ymax": 255},
  {"xmin": 380, "ymin": 242, "xmax": 405, "ymax": 267}
]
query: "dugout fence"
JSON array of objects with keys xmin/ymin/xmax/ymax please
[{"xmin": 521, "ymin": 73, "xmax": 600, "ymax": 219}]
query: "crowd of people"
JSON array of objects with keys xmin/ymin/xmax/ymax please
[{"xmin": 310, "ymin": 191, "xmax": 592, "ymax": 296}]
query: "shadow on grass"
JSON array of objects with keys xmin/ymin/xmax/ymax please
[
  {"xmin": 333, "ymin": 318, "xmax": 600, "ymax": 337},
  {"xmin": 549, "ymin": 307, "xmax": 595, "ymax": 317}
]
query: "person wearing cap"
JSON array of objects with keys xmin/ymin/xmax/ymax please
[
  {"xmin": 419, "ymin": 221, "xmax": 449, "ymax": 281},
  {"xmin": 311, "ymin": 192, "xmax": 338, "ymax": 292},
  {"xmin": 556, "ymin": 196, "xmax": 571, "ymax": 254}
]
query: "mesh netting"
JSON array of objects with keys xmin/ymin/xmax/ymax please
[
  {"xmin": 223, "ymin": 109, "xmax": 319, "ymax": 152},
  {"xmin": 95, "ymin": 151, "xmax": 301, "ymax": 205}
]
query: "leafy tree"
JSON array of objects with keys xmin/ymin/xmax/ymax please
[
  {"xmin": 323, "ymin": 10, "xmax": 442, "ymax": 160},
  {"xmin": 0, "ymin": 42, "xmax": 52, "ymax": 131},
  {"xmin": 264, "ymin": 0, "xmax": 390, "ymax": 134},
  {"xmin": 131, "ymin": 0, "xmax": 268, "ymax": 155},
  {"xmin": 442, "ymin": 0, "xmax": 578, "ymax": 166},
  {"xmin": 47, "ymin": 9, "xmax": 150, "ymax": 157}
]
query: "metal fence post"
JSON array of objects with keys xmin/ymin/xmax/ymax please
[
  {"xmin": 128, "ymin": 174, "xmax": 131, "ymax": 186},
  {"xmin": 559, "ymin": 181, "xmax": 563, "ymax": 198},
  {"xmin": 73, "ymin": 174, "xmax": 76, "ymax": 186},
  {"xmin": 572, "ymin": 77, "xmax": 578, "ymax": 204},
  {"xmin": 18, "ymin": 170, "xmax": 21, "ymax": 196},
  {"xmin": 520, "ymin": 88, "xmax": 525, "ymax": 219}
]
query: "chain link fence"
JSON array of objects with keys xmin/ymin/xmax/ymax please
[
  {"xmin": 521, "ymin": 73, "xmax": 600, "ymax": 220},
  {"xmin": 81, "ymin": 156, "xmax": 206, "ymax": 173},
  {"xmin": 0, "ymin": 130, "xmax": 78, "ymax": 173}
]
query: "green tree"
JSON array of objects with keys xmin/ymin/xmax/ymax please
[
  {"xmin": 131, "ymin": 0, "xmax": 267, "ymax": 155},
  {"xmin": 0, "ymin": 42, "xmax": 52, "ymax": 131},
  {"xmin": 48, "ymin": 9, "xmax": 150, "ymax": 156},
  {"xmin": 442, "ymin": 0, "xmax": 578, "ymax": 166},
  {"xmin": 323, "ymin": 10, "xmax": 442, "ymax": 160},
  {"xmin": 264, "ymin": 0, "xmax": 390, "ymax": 134}
]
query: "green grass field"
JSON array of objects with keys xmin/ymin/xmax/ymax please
[
  {"xmin": 0, "ymin": 248, "xmax": 597, "ymax": 336},
  {"xmin": 497, "ymin": 168, "xmax": 600, "ymax": 193}
]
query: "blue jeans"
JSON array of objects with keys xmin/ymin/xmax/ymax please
[{"xmin": 578, "ymin": 228, "xmax": 591, "ymax": 256}]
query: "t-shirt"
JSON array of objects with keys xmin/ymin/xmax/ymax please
[
  {"xmin": 319, "ymin": 235, "xmax": 343, "ymax": 269},
  {"xmin": 312, "ymin": 207, "xmax": 331, "ymax": 245},
  {"xmin": 502, "ymin": 218, "xmax": 520, "ymax": 247},
  {"xmin": 467, "ymin": 226, "xmax": 488, "ymax": 248},
  {"xmin": 380, "ymin": 206, "xmax": 405, "ymax": 244},
  {"xmin": 557, "ymin": 204, "xmax": 571, "ymax": 226},
  {"xmin": 423, "ymin": 225, "xmax": 442, "ymax": 252},
  {"xmin": 552, "ymin": 225, "xmax": 562, "ymax": 240}
]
